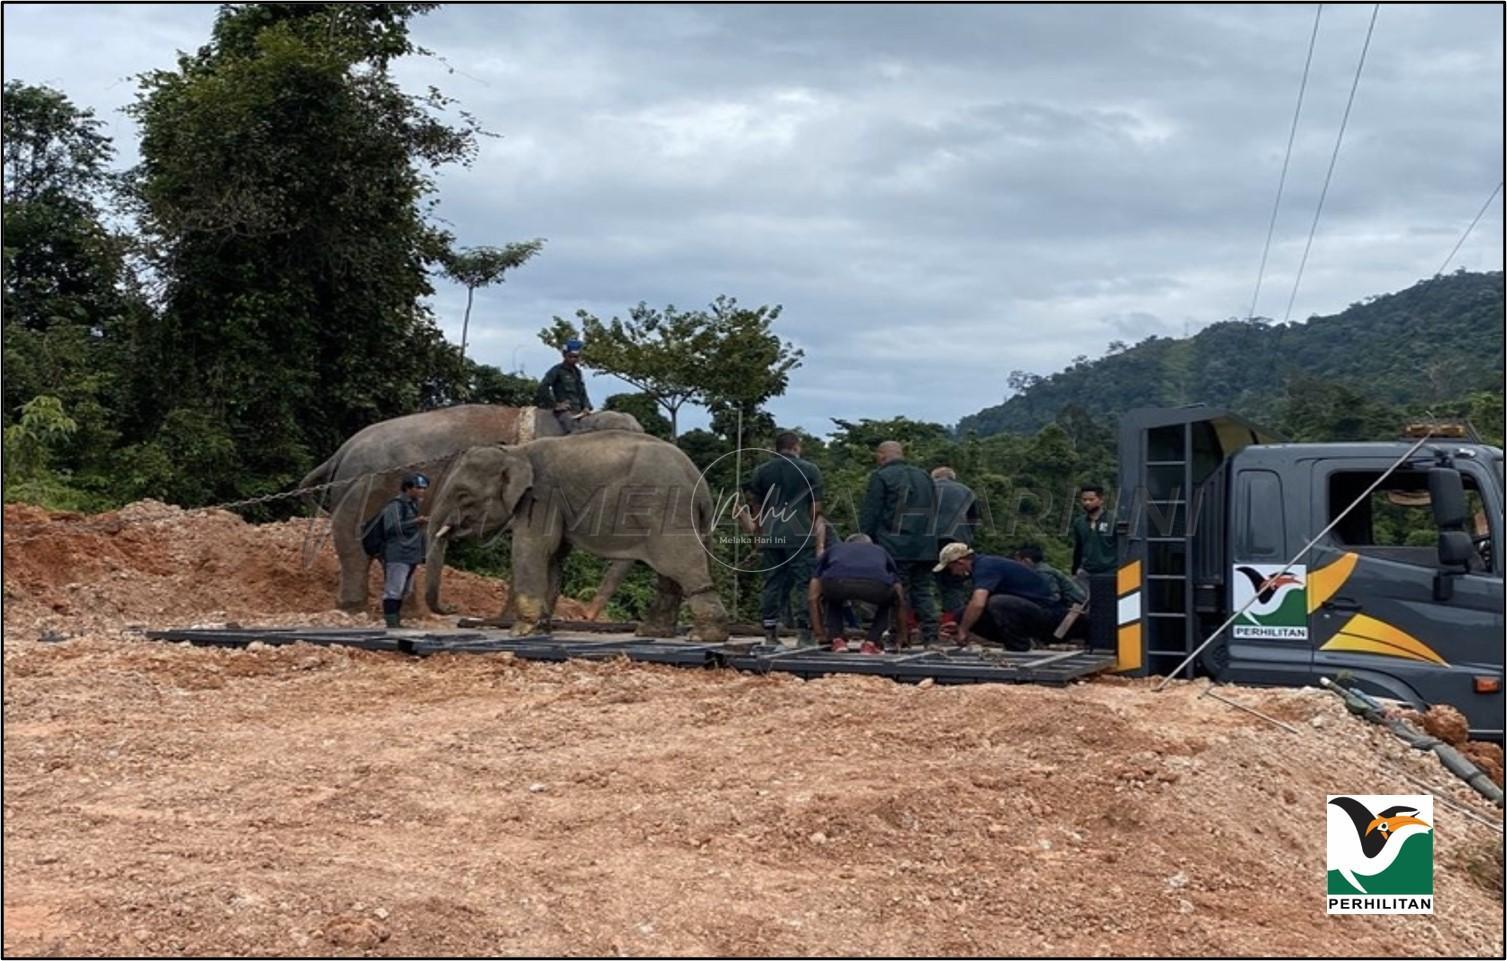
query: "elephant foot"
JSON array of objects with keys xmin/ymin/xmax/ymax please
[
  {"xmin": 337, "ymin": 598, "xmax": 367, "ymax": 614},
  {"xmin": 583, "ymin": 598, "xmax": 606, "ymax": 622},
  {"xmin": 686, "ymin": 589, "xmax": 730, "ymax": 643},
  {"xmin": 428, "ymin": 600, "xmax": 457, "ymax": 616},
  {"xmin": 688, "ymin": 617, "xmax": 730, "ymax": 643},
  {"xmin": 512, "ymin": 594, "xmax": 551, "ymax": 637},
  {"xmin": 635, "ymin": 619, "xmax": 676, "ymax": 638}
]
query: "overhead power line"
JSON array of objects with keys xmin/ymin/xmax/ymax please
[
  {"xmin": 1281, "ymin": 3, "xmax": 1380, "ymax": 325},
  {"xmin": 1247, "ymin": 4, "xmax": 1324, "ymax": 322},
  {"xmin": 1434, "ymin": 180, "xmax": 1504, "ymax": 277}
]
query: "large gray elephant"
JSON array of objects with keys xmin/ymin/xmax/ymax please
[
  {"xmin": 426, "ymin": 432, "xmax": 731, "ymax": 641},
  {"xmin": 300, "ymin": 405, "xmax": 642, "ymax": 614}
]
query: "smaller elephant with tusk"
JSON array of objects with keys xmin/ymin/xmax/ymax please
[{"xmin": 427, "ymin": 432, "xmax": 731, "ymax": 640}]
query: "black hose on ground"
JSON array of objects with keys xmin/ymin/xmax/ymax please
[{"xmin": 1318, "ymin": 676, "xmax": 1504, "ymax": 808}]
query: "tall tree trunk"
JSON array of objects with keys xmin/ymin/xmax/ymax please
[{"xmin": 460, "ymin": 285, "xmax": 475, "ymax": 363}]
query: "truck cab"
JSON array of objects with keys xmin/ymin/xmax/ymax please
[{"xmin": 1099, "ymin": 406, "xmax": 1504, "ymax": 740}]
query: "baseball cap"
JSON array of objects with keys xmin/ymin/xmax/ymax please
[{"xmin": 933, "ymin": 542, "xmax": 975, "ymax": 572}]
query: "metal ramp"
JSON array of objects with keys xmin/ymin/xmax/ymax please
[{"xmin": 142, "ymin": 627, "xmax": 1115, "ymax": 687}]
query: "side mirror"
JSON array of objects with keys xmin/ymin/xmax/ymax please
[
  {"xmin": 1438, "ymin": 530, "xmax": 1474, "ymax": 568},
  {"xmin": 1428, "ymin": 467, "xmax": 1467, "ymax": 529}
]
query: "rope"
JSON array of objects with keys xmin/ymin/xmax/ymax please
[
  {"xmin": 1281, "ymin": 3, "xmax": 1380, "ymax": 325},
  {"xmin": 1, "ymin": 445, "xmax": 472, "ymax": 545},
  {"xmin": 1247, "ymin": 3, "xmax": 1324, "ymax": 322},
  {"xmin": 1434, "ymin": 180, "xmax": 1504, "ymax": 278}
]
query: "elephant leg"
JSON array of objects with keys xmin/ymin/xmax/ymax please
[
  {"xmin": 423, "ymin": 531, "xmax": 456, "ymax": 616},
  {"xmin": 636, "ymin": 575, "xmax": 682, "ymax": 637},
  {"xmin": 583, "ymin": 559, "xmax": 633, "ymax": 621},
  {"xmin": 640, "ymin": 539, "xmax": 729, "ymax": 642},
  {"xmin": 510, "ymin": 529, "xmax": 559, "ymax": 637},
  {"xmin": 331, "ymin": 494, "xmax": 372, "ymax": 612},
  {"xmin": 543, "ymin": 542, "xmax": 571, "ymax": 633}
]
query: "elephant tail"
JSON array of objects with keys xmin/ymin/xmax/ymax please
[{"xmin": 298, "ymin": 452, "xmax": 342, "ymax": 517}]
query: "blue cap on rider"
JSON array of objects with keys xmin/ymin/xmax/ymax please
[{"xmin": 564, "ymin": 338, "xmax": 584, "ymax": 354}]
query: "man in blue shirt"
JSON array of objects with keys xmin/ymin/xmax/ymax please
[
  {"xmin": 807, "ymin": 534, "xmax": 910, "ymax": 650},
  {"xmin": 934, "ymin": 542, "xmax": 1061, "ymax": 651}
]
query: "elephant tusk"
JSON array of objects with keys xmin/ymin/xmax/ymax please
[{"xmin": 435, "ymin": 524, "xmax": 452, "ymax": 540}]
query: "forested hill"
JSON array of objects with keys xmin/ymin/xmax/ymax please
[{"xmin": 957, "ymin": 270, "xmax": 1505, "ymax": 437}]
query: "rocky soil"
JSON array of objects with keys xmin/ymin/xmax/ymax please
[{"xmin": 3, "ymin": 502, "xmax": 1503, "ymax": 956}]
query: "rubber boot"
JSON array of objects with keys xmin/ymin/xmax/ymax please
[
  {"xmin": 383, "ymin": 599, "xmax": 401, "ymax": 629},
  {"xmin": 763, "ymin": 621, "xmax": 780, "ymax": 646}
]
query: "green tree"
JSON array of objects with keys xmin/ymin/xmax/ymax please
[
  {"xmin": 2, "ymin": 80, "xmax": 113, "ymax": 204},
  {"xmin": 2, "ymin": 82, "xmax": 145, "ymax": 503},
  {"xmin": 604, "ymin": 392, "xmax": 673, "ymax": 439},
  {"xmin": 541, "ymin": 295, "xmax": 802, "ymax": 439},
  {"xmin": 439, "ymin": 240, "xmax": 544, "ymax": 367},
  {"xmin": 464, "ymin": 362, "xmax": 538, "ymax": 407},
  {"xmin": 1276, "ymin": 376, "xmax": 1400, "ymax": 443},
  {"xmin": 125, "ymin": 3, "xmax": 481, "ymax": 508},
  {"xmin": 2, "ymin": 395, "xmax": 77, "ymax": 482}
]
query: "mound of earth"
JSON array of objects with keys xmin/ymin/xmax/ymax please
[
  {"xmin": 2, "ymin": 501, "xmax": 1503, "ymax": 957},
  {"xmin": 2, "ymin": 500, "xmax": 584, "ymax": 636}
]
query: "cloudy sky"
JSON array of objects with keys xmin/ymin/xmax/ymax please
[{"xmin": 4, "ymin": 3, "xmax": 1502, "ymax": 436}]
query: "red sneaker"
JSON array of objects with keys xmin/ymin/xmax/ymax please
[
  {"xmin": 830, "ymin": 638, "xmax": 847, "ymax": 652},
  {"xmin": 859, "ymin": 641, "xmax": 880, "ymax": 655}
]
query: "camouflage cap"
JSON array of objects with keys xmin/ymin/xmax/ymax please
[{"xmin": 933, "ymin": 541, "xmax": 975, "ymax": 572}]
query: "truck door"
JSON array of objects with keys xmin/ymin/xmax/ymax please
[
  {"xmin": 1307, "ymin": 457, "xmax": 1504, "ymax": 739},
  {"xmin": 1226, "ymin": 466, "xmax": 1314, "ymax": 686}
]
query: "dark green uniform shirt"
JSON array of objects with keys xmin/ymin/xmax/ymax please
[
  {"xmin": 743, "ymin": 454, "xmax": 823, "ymax": 552},
  {"xmin": 860, "ymin": 459, "xmax": 939, "ymax": 562},
  {"xmin": 1037, "ymin": 561, "xmax": 1087, "ymax": 605},
  {"xmin": 535, "ymin": 362, "xmax": 591, "ymax": 411},
  {"xmin": 1071, "ymin": 510, "xmax": 1117, "ymax": 574},
  {"xmin": 933, "ymin": 477, "xmax": 981, "ymax": 547}
]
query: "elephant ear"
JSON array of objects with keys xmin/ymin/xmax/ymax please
[{"xmin": 497, "ymin": 451, "xmax": 535, "ymax": 519}]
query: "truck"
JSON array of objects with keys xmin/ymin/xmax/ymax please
[{"xmin": 1094, "ymin": 406, "xmax": 1504, "ymax": 741}]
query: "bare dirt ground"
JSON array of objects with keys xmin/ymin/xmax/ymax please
[{"xmin": 3, "ymin": 502, "xmax": 1504, "ymax": 957}]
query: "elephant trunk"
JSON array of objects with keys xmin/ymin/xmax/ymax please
[{"xmin": 424, "ymin": 496, "xmax": 456, "ymax": 613}]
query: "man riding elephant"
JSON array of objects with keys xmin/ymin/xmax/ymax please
[
  {"xmin": 300, "ymin": 404, "xmax": 642, "ymax": 616},
  {"xmin": 535, "ymin": 338, "xmax": 591, "ymax": 434},
  {"xmin": 426, "ymin": 432, "xmax": 730, "ymax": 641}
]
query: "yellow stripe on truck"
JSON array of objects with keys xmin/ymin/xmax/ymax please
[
  {"xmin": 1320, "ymin": 614, "xmax": 1449, "ymax": 667},
  {"xmin": 1307, "ymin": 552, "xmax": 1358, "ymax": 613}
]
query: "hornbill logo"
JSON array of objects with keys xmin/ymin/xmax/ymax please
[
  {"xmin": 1326, "ymin": 797, "xmax": 1431, "ymax": 893},
  {"xmin": 1235, "ymin": 566, "xmax": 1302, "ymax": 615}
]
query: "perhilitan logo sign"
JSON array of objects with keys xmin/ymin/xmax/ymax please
[
  {"xmin": 1231, "ymin": 564, "xmax": 1308, "ymax": 640},
  {"xmin": 1326, "ymin": 795, "xmax": 1434, "ymax": 914}
]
